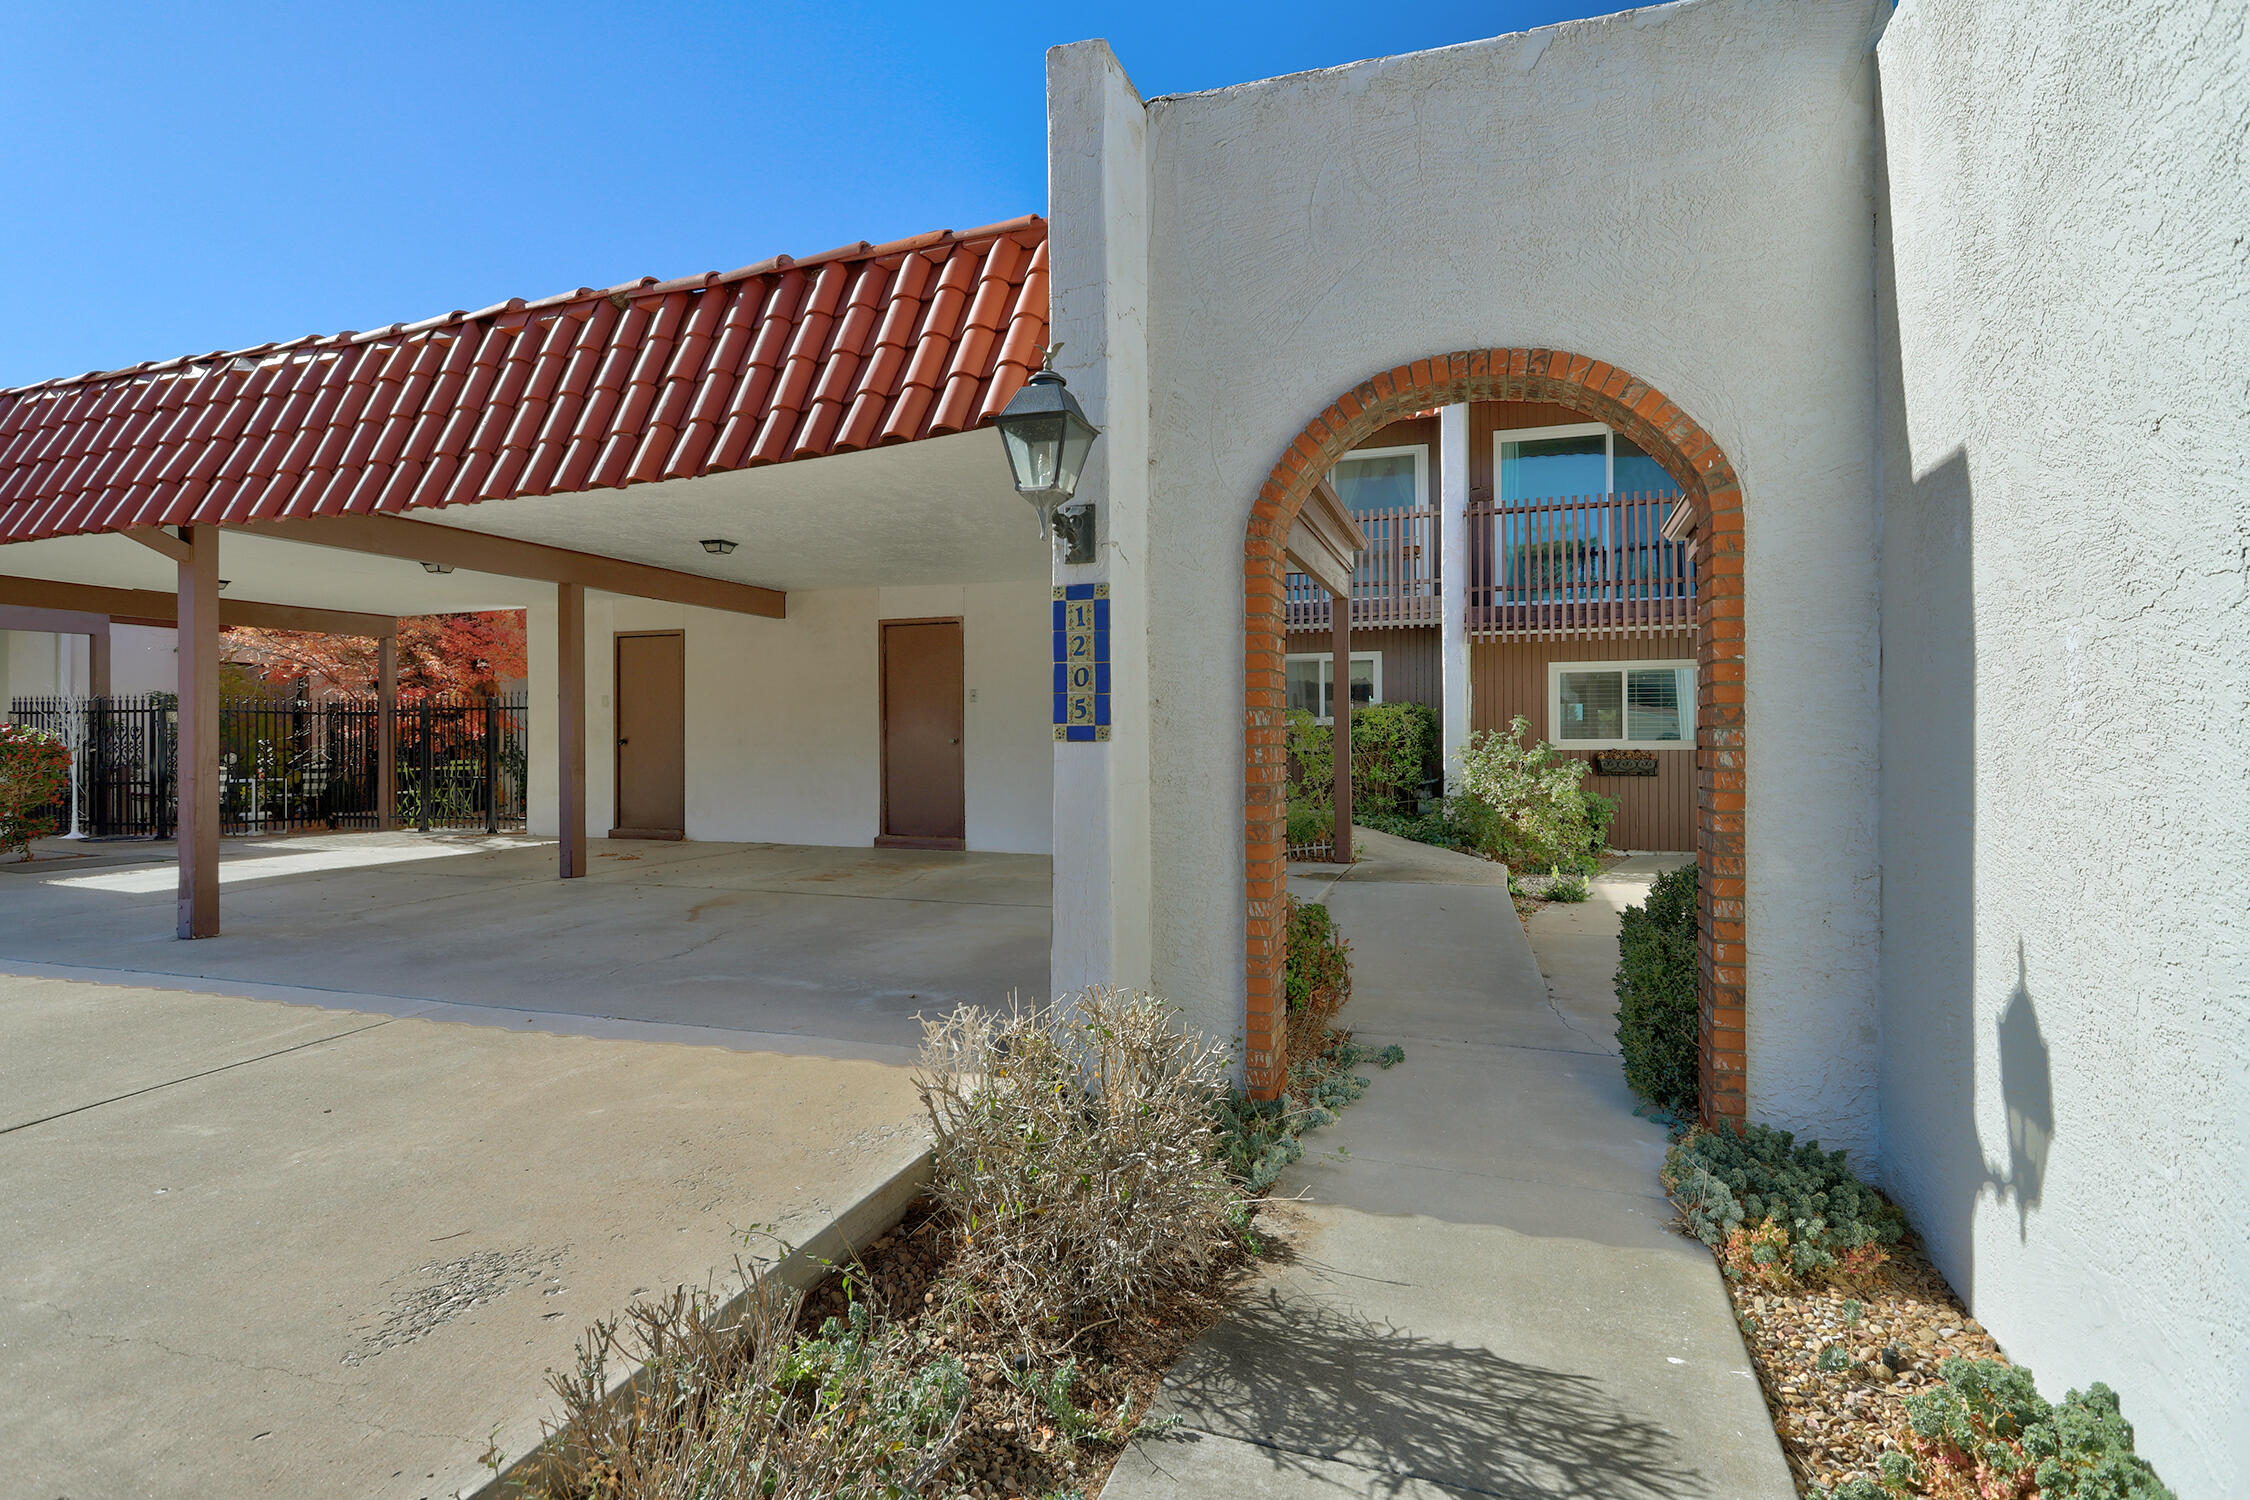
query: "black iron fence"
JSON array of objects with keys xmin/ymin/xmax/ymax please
[{"xmin": 7, "ymin": 692, "xmax": 528, "ymax": 839}]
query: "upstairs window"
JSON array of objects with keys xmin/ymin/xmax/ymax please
[
  {"xmin": 1549, "ymin": 660, "xmax": 1695, "ymax": 748},
  {"xmin": 1497, "ymin": 424, "xmax": 1683, "ymax": 501},
  {"xmin": 1329, "ymin": 445, "xmax": 1427, "ymax": 514}
]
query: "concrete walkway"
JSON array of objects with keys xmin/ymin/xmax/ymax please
[
  {"xmin": 0, "ymin": 970, "xmax": 925, "ymax": 1500},
  {"xmin": 1102, "ymin": 833, "xmax": 1789, "ymax": 1499}
]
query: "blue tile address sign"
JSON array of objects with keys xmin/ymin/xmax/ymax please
[{"xmin": 1052, "ymin": 582, "xmax": 1110, "ymax": 742}]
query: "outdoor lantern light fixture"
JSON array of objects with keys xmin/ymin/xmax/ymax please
[
  {"xmin": 423, "ymin": 562, "xmax": 453, "ymax": 575},
  {"xmin": 700, "ymin": 538, "xmax": 738, "ymax": 555},
  {"xmin": 992, "ymin": 344, "xmax": 1101, "ymax": 565}
]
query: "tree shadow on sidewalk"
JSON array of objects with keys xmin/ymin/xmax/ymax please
[{"xmin": 1145, "ymin": 1283, "xmax": 1707, "ymax": 1498}]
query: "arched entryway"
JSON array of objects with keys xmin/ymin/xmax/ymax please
[{"xmin": 1243, "ymin": 349, "xmax": 1745, "ymax": 1125}]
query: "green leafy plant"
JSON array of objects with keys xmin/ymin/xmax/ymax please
[
  {"xmin": 1816, "ymin": 1358, "xmax": 2175, "ymax": 1500},
  {"xmin": 1283, "ymin": 895, "xmax": 1352, "ymax": 1017},
  {"xmin": 1542, "ymin": 868, "xmax": 1591, "ymax": 902},
  {"xmin": 1662, "ymin": 1123, "xmax": 1906, "ymax": 1288},
  {"xmin": 1005, "ymin": 1356, "xmax": 1169, "ymax": 1449},
  {"xmin": 0, "ymin": 724, "xmax": 71, "ymax": 857},
  {"xmin": 1615, "ymin": 863, "xmax": 1700, "ymax": 1114},
  {"xmin": 1452, "ymin": 715, "xmax": 1614, "ymax": 869}
]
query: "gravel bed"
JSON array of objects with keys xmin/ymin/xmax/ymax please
[{"xmin": 1720, "ymin": 1240, "xmax": 2008, "ymax": 1496}]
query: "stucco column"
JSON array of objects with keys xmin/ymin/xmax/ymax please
[
  {"xmin": 1331, "ymin": 595, "xmax": 1352, "ymax": 863},
  {"xmin": 376, "ymin": 634, "xmax": 398, "ymax": 831},
  {"xmin": 1046, "ymin": 40, "xmax": 1153, "ymax": 1003},
  {"xmin": 1439, "ymin": 402, "xmax": 1472, "ymax": 786}
]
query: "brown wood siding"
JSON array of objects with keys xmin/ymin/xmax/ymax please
[
  {"xmin": 1470, "ymin": 632, "xmax": 1696, "ymax": 851},
  {"xmin": 1289, "ymin": 626, "xmax": 1442, "ymax": 712}
]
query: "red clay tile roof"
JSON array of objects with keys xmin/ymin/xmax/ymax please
[{"xmin": 0, "ymin": 216, "xmax": 1048, "ymax": 543}]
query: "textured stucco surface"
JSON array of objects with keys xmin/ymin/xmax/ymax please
[
  {"xmin": 523, "ymin": 582, "xmax": 1053, "ymax": 854},
  {"xmin": 1874, "ymin": 2, "xmax": 2250, "ymax": 1492},
  {"xmin": 1063, "ymin": 0, "xmax": 1891, "ymax": 1145}
]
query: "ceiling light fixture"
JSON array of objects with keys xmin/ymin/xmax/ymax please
[
  {"xmin": 423, "ymin": 562, "xmax": 454, "ymax": 575},
  {"xmin": 700, "ymin": 538, "xmax": 738, "ymax": 556}
]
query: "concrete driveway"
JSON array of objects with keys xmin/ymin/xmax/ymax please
[
  {"xmin": 0, "ymin": 969, "xmax": 926, "ymax": 1500},
  {"xmin": 0, "ymin": 834, "xmax": 1042, "ymax": 1497},
  {"xmin": 0, "ymin": 833, "xmax": 1052, "ymax": 1058}
]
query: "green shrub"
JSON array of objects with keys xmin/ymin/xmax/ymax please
[
  {"xmin": 1662, "ymin": 1123, "xmax": 1906, "ymax": 1288},
  {"xmin": 1285, "ymin": 797, "xmax": 1332, "ymax": 850},
  {"xmin": 1817, "ymin": 1358, "xmax": 2175, "ymax": 1500},
  {"xmin": 1287, "ymin": 703, "xmax": 1438, "ymax": 823},
  {"xmin": 1453, "ymin": 716, "xmax": 1614, "ymax": 869},
  {"xmin": 0, "ymin": 725, "xmax": 71, "ymax": 858},
  {"xmin": 1615, "ymin": 863, "xmax": 1700, "ymax": 1113},
  {"xmin": 1283, "ymin": 896, "xmax": 1351, "ymax": 1016},
  {"xmin": 1342, "ymin": 701, "xmax": 1437, "ymax": 814}
]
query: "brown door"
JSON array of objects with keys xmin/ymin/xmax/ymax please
[
  {"xmin": 613, "ymin": 631, "xmax": 685, "ymax": 838},
  {"xmin": 879, "ymin": 620, "xmax": 965, "ymax": 848}
]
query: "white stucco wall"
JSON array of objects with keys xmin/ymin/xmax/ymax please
[
  {"xmin": 1874, "ymin": 2, "xmax": 2250, "ymax": 1492},
  {"xmin": 1052, "ymin": 0, "xmax": 1891, "ymax": 1146},
  {"xmin": 525, "ymin": 583, "xmax": 1052, "ymax": 854}
]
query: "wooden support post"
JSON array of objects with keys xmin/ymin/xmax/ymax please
[
  {"xmin": 176, "ymin": 526, "xmax": 221, "ymax": 939},
  {"xmin": 376, "ymin": 635, "xmax": 398, "ymax": 831},
  {"xmin": 87, "ymin": 625, "xmax": 112, "ymax": 699},
  {"xmin": 1331, "ymin": 591, "xmax": 1353, "ymax": 865},
  {"xmin": 557, "ymin": 582, "xmax": 587, "ymax": 878}
]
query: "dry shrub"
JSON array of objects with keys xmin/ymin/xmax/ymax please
[
  {"xmin": 915, "ymin": 987, "xmax": 1240, "ymax": 1341},
  {"xmin": 517, "ymin": 1274, "xmax": 965, "ymax": 1500}
]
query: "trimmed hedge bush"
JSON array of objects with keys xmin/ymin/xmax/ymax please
[
  {"xmin": 1820, "ymin": 1356, "xmax": 2175, "ymax": 1499},
  {"xmin": 1614, "ymin": 862, "xmax": 1700, "ymax": 1114},
  {"xmin": 1662, "ymin": 1123, "xmax": 1907, "ymax": 1288}
]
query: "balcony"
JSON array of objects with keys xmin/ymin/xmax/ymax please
[{"xmin": 1284, "ymin": 493, "xmax": 1694, "ymax": 637}]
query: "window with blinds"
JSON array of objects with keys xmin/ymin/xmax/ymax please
[{"xmin": 1550, "ymin": 660, "xmax": 1694, "ymax": 747}]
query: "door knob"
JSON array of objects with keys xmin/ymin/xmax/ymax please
[
  {"xmin": 617, "ymin": 737, "xmax": 629, "ymax": 745},
  {"xmin": 950, "ymin": 737, "xmax": 960, "ymax": 745}
]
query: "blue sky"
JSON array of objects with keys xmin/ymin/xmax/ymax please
[{"xmin": 0, "ymin": 2, "xmax": 1625, "ymax": 388}]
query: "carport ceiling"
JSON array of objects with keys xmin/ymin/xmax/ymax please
[{"xmin": 418, "ymin": 429, "xmax": 1046, "ymax": 592}]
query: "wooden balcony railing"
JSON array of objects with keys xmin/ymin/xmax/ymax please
[
  {"xmin": 1284, "ymin": 493, "xmax": 1693, "ymax": 637},
  {"xmin": 1467, "ymin": 492, "xmax": 1692, "ymax": 637},
  {"xmin": 1284, "ymin": 506, "xmax": 1440, "ymax": 630}
]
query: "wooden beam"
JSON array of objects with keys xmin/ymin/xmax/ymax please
[
  {"xmin": 0, "ymin": 604, "xmax": 110, "ymax": 635},
  {"xmin": 377, "ymin": 635, "xmax": 398, "ymax": 832},
  {"xmin": 234, "ymin": 514, "xmax": 786, "ymax": 620},
  {"xmin": 0, "ymin": 575, "xmax": 396, "ymax": 639},
  {"xmin": 124, "ymin": 527, "xmax": 195, "ymax": 565},
  {"xmin": 557, "ymin": 583, "xmax": 587, "ymax": 879},
  {"xmin": 177, "ymin": 527, "xmax": 220, "ymax": 939},
  {"xmin": 1285, "ymin": 478, "xmax": 1369, "ymax": 600}
]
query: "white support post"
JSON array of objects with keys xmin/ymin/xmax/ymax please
[
  {"xmin": 1439, "ymin": 402, "xmax": 1472, "ymax": 788},
  {"xmin": 1046, "ymin": 41, "xmax": 1153, "ymax": 1006}
]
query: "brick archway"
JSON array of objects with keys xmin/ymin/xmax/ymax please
[{"xmin": 1243, "ymin": 349, "xmax": 1745, "ymax": 1124}]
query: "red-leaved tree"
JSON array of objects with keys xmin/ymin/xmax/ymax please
[{"xmin": 223, "ymin": 610, "xmax": 527, "ymax": 697}]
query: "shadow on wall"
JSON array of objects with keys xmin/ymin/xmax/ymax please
[
  {"xmin": 1989, "ymin": 940, "xmax": 2053, "ymax": 1241},
  {"xmin": 1873, "ymin": 79, "xmax": 1991, "ymax": 1305},
  {"xmin": 1151, "ymin": 1286, "xmax": 1705, "ymax": 1497}
]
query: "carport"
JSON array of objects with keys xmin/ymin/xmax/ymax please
[{"xmin": 0, "ymin": 217, "xmax": 1054, "ymax": 943}]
